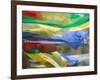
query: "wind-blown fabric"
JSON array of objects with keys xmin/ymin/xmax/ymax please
[
  {"xmin": 22, "ymin": 11, "xmax": 89, "ymax": 31},
  {"xmin": 23, "ymin": 30, "xmax": 88, "ymax": 49},
  {"xmin": 22, "ymin": 11, "xmax": 90, "ymax": 68},
  {"xmin": 53, "ymin": 30, "xmax": 88, "ymax": 49}
]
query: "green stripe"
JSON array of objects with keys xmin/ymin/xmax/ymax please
[
  {"xmin": 22, "ymin": 14, "xmax": 89, "ymax": 29},
  {"xmin": 24, "ymin": 50, "xmax": 40, "ymax": 54}
]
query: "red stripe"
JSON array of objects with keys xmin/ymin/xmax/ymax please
[
  {"xmin": 23, "ymin": 43, "xmax": 60, "ymax": 53},
  {"xmin": 22, "ymin": 11, "xmax": 43, "ymax": 19}
]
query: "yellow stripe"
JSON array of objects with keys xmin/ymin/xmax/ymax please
[
  {"xmin": 22, "ymin": 24, "xmax": 61, "ymax": 32},
  {"xmin": 37, "ymin": 24, "xmax": 61, "ymax": 31},
  {"xmin": 68, "ymin": 22, "xmax": 89, "ymax": 31},
  {"xmin": 25, "ymin": 53, "xmax": 61, "ymax": 67}
]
